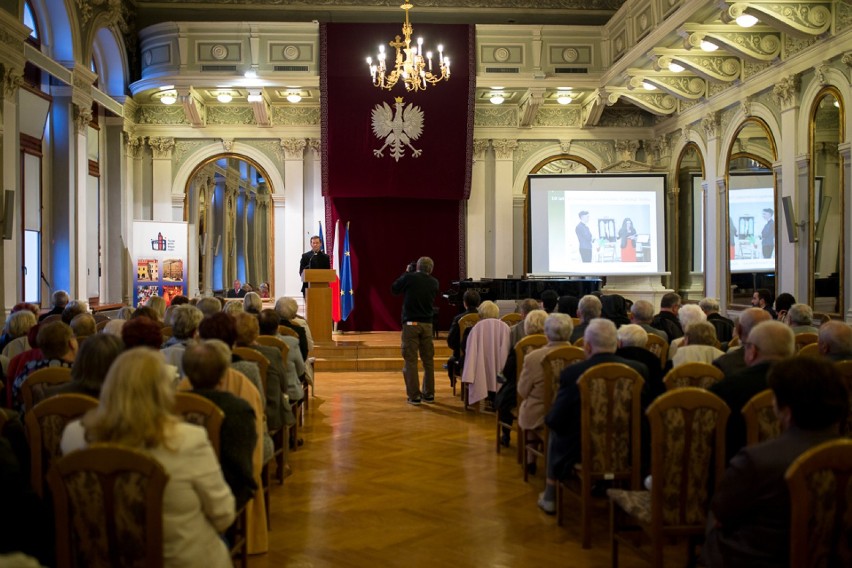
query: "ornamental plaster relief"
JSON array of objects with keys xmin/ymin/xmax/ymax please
[
  {"xmin": 271, "ymin": 106, "xmax": 320, "ymax": 126},
  {"xmin": 574, "ymin": 140, "xmax": 615, "ymax": 166},
  {"xmin": 135, "ymin": 0, "xmax": 624, "ymax": 9},
  {"xmin": 137, "ymin": 105, "xmax": 190, "ymax": 125},
  {"xmin": 173, "ymin": 140, "xmax": 208, "ymax": 170},
  {"xmin": 597, "ymin": 109, "xmax": 649, "ymax": 127},
  {"xmin": 207, "ymin": 106, "xmax": 255, "ymax": 126},
  {"xmin": 784, "ymin": 35, "xmax": 818, "ymax": 59},
  {"xmin": 532, "ymin": 107, "xmax": 580, "ymax": 127},
  {"xmin": 513, "ymin": 141, "xmax": 551, "ymax": 173},
  {"xmin": 474, "ymin": 107, "xmax": 518, "ymax": 128}
]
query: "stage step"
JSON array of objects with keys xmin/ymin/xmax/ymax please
[{"xmin": 313, "ymin": 333, "xmax": 452, "ymax": 372}]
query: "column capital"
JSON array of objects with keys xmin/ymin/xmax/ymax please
[
  {"xmin": 772, "ymin": 73, "xmax": 801, "ymax": 111},
  {"xmin": 491, "ymin": 139, "xmax": 518, "ymax": 160},
  {"xmin": 125, "ymin": 134, "xmax": 144, "ymax": 158},
  {"xmin": 280, "ymin": 138, "xmax": 307, "ymax": 159},
  {"xmin": 472, "ymin": 139, "xmax": 490, "ymax": 160},
  {"xmin": 701, "ymin": 112, "xmax": 720, "ymax": 140},
  {"xmin": 308, "ymin": 138, "xmax": 321, "ymax": 155},
  {"xmin": 149, "ymin": 137, "xmax": 175, "ymax": 159},
  {"xmin": 74, "ymin": 104, "xmax": 93, "ymax": 134}
]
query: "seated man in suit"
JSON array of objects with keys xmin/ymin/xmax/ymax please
[
  {"xmin": 569, "ymin": 294, "xmax": 602, "ymax": 344},
  {"xmin": 709, "ymin": 320, "xmax": 795, "ymax": 461},
  {"xmin": 651, "ymin": 292, "xmax": 683, "ymax": 341},
  {"xmin": 446, "ymin": 290, "xmax": 481, "ymax": 385},
  {"xmin": 712, "ymin": 307, "xmax": 772, "ymax": 377},
  {"xmin": 539, "ymin": 318, "xmax": 648, "ymax": 514},
  {"xmin": 508, "ymin": 298, "xmax": 542, "ymax": 348},
  {"xmin": 615, "ymin": 323, "xmax": 663, "ymax": 399},
  {"xmin": 227, "ymin": 279, "xmax": 247, "ymax": 298},
  {"xmin": 785, "ymin": 303, "xmax": 819, "ymax": 335},
  {"xmin": 818, "ymin": 320, "xmax": 852, "ymax": 361},
  {"xmin": 39, "ymin": 289, "xmax": 69, "ymax": 321},
  {"xmin": 700, "ymin": 297, "xmax": 734, "ymax": 345},
  {"xmin": 299, "ymin": 236, "xmax": 331, "ymax": 295},
  {"xmin": 630, "ymin": 299, "xmax": 667, "ymax": 342},
  {"xmin": 704, "ymin": 356, "xmax": 848, "ymax": 567}
]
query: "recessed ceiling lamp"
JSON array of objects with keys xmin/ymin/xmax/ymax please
[
  {"xmin": 489, "ymin": 92, "xmax": 505, "ymax": 105},
  {"xmin": 735, "ymin": 14, "xmax": 759, "ymax": 27},
  {"xmin": 247, "ymin": 90, "xmax": 263, "ymax": 103},
  {"xmin": 160, "ymin": 92, "xmax": 177, "ymax": 105},
  {"xmin": 700, "ymin": 39, "xmax": 719, "ymax": 52},
  {"xmin": 244, "ymin": 66, "xmax": 258, "ymax": 79},
  {"xmin": 217, "ymin": 92, "xmax": 233, "ymax": 103},
  {"xmin": 286, "ymin": 92, "xmax": 302, "ymax": 103},
  {"xmin": 668, "ymin": 62, "xmax": 685, "ymax": 73},
  {"xmin": 557, "ymin": 93, "xmax": 573, "ymax": 105}
]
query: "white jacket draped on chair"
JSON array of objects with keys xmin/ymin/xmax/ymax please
[{"xmin": 462, "ymin": 318, "xmax": 511, "ymax": 404}]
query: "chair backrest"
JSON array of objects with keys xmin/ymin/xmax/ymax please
[
  {"xmin": 794, "ymin": 332, "xmax": 819, "ymax": 351},
  {"xmin": 662, "ymin": 362, "xmax": 724, "ymax": 391},
  {"xmin": 741, "ymin": 389, "xmax": 780, "ymax": 446},
  {"xmin": 834, "ymin": 360, "xmax": 852, "ymax": 436},
  {"xmin": 577, "ymin": 363, "xmax": 645, "ymax": 487},
  {"xmin": 95, "ymin": 319, "xmax": 109, "ymax": 332},
  {"xmin": 48, "ymin": 443, "xmax": 168, "ymax": 568},
  {"xmin": 173, "ymin": 392, "xmax": 225, "ymax": 457},
  {"xmin": 811, "ymin": 312, "xmax": 830, "ymax": 327},
  {"xmin": 233, "ymin": 347, "xmax": 270, "ymax": 394},
  {"xmin": 255, "ymin": 335, "xmax": 291, "ymax": 364},
  {"xmin": 25, "ymin": 393, "xmax": 99, "ymax": 498},
  {"xmin": 277, "ymin": 325, "xmax": 299, "ymax": 339},
  {"xmin": 797, "ymin": 343, "xmax": 820, "ymax": 358},
  {"xmin": 785, "ymin": 439, "xmax": 852, "ymax": 568},
  {"xmin": 160, "ymin": 326, "xmax": 173, "ymax": 340},
  {"xmin": 644, "ymin": 334, "xmax": 669, "ymax": 370},
  {"xmin": 728, "ymin": 336, "xmax": 741, "ymax": 348},
  {"xmin": 646, "ymin": 388, "xmax": 730, "ymax": 533},
  {"xmin": 41, "ymin": 314, "xmax": 62, "ymax": 324},
  {"xmin": 571, "ymin": 317, "xmax": 581, "ymax": 327},
  {"xmin": 500, "ymin": 312, "xmax": 522, "ymax": 326},
  {"xmin": 514, "ymin": 334, "xmax": 547, "ymax": 378},
  {"xmin": 458, "ymin": 314, "xmax": 481, "ymax": 355},
  {"xmin": 541, "ymin": 346, "xmax": 585, "ymax": 408},
  {"xmin": 573, "ymin": 337, "xmax": 585, "ymax": 348},
  {"xmin": 21, "ymin": 366, "xmax": 73, "ymax": 412}
]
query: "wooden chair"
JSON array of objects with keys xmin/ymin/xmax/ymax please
[
  {"xmin": 160, "ymin": 326, "xmax": 173, "ymax": 340},
  {"xmin": 662, "ymin": 362, "xmax": 724, "ymax": 391},
  {"xmin": 834, "ymin": 360, "xmax": 852, "ymax": 436},
  {"xmin": 571, "ymin": 317, "xmax": 581, "ymax": 327},
  {"xmin": 173, "ymin": 392, "xmax": 225, "ymax": 456},
  {"xmin": 728, "ymin": 336, "xmax": 741, "ymax": 349},
  {"xmin": 277, "ymin": 325, "xmax": 299, "ymax": 339},
  {"xmin": 25, "ymin": 393, "xmax": 99, "ymax": 498},
  {"xmin": 797, "ymin": 342, "xmax": 820, "ymax": 357},
  {"xmin": 20, "ymin": 366, "xmax": 72, "ymax": 413},
  {"xmin": 48, "ymin": 443, "xmax": 169, "ymax": 568},
  {"xmin": 644, "ymin": 334, "xmax": 669, "ymax": 370},
  {"xmin": 794, "ymin": 332, "xmax": 818, "ymax": 352},
  {"xmin": 95, "ymin": 319, "xmax": 109, "ymax": 332},
  {"xmin": 609, "ymin": 388, "xmax": 730, "ymax": 568},
  {"xmin": 558, "ymin": 363, "xmax": 644, "ymax": 548},
  {"xmin": 500, "ymin": 312, "xmax": 523, "ymax": 326},
  {"xmin": 453, "ymin": 313, "xmax": 480, "ymax": 397},
  {"xmin": 253, "ymin": 336, "xmax": 292, "ymax": 485},
  {"xmin": 497, "ymin": 334, "xmax": 546, "ymax": 456},
  {"xmin": 785, "ymin": 438, "xmax": 852, "ymax": 567},
  {"xmin": 741, "ymin": 389, "xmax": 780, "ymax": 446},
  {"xmin": 521, "ymin": 345, "xmax": 585, "ymax": 482},
  {"xmin": 41, "ymin": 314, "xmax": 62, "ymax": 324},
  {"xmin": 811, "ymin": 311, "xmax": 830, "ymax": 326},
  {"xmin": 573, "ymin": 337, "xmax": 585, "ymax": 348}
]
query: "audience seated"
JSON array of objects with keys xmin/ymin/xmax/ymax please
[
  {"xmin": 497, "ymin": 309, "xmax": 547, "ymax": 442},
  {"xmin": 1, "ymin": 310, "xmax": 37, "ymax": 358},
  {"xmin": 461, "ymin": 301, "xmax": 511, "ymax": 407},
  {"xmin": 700, "ymin": 297, "xmax": 735, "ymax": 344},
  {"xmin": 12, "ymin": 322, "xmax": 77, "ymax": 413},
  {"xmin": 615, "ymin": 324, "xmax": 664, "ymax": 399},
  {"xmin": 651, "ymin": 292, "xmax": 683, "ymax": 341},
  {"xmin": 161, "ymin": 305, "xmax": 204, "ymax": 375},
  {"xmin": 557, "ymin": 295, "xmax": 579, "ymax": 317},
  {"xmin": 5, "ymin": 325, "xmax": 43, "ymax": 403},
  {"xmin": 101, "ymin": 319, "xmax": 126, "ymax": 337},
  {"xmin": 38, "ymin": 290, "xmax": 69, "ymax": 322},
  {"xmin": 709, "ymin": 320, "xmax": 795, "ymax": 460},
  {"xmin": 752, "ymin": 288, "xmax": 777, "ymax": 319},
  {"xmin": 223, "ymin": 300, "xmax": 245, "ymax": 316},
  {"xmin": 122, "ymin": 316, "xmax": 179, "ymax": 383},
  {"xmin": 672, "ymin": 322, "xmax": 724, "ymax": 367},
  {"xmin": 69, "ymin": 313, "xmax": 96, "ymax": 343},
  {"xmin": 275, "ymin": 297, "xmax": 309, "ymax": 361},
  {"xmin": 45, "ymin": 334, "xmax": 123, "ymax": 399},
  {"xmin": 818, "ymin": 321, "xmax": 852, "ymax": 361},
  {"xmin": 509, "ymin": 298, "xmax": 542, "ymax": 348},
  {"xmin": 600, "ymin": 294, "xmax": 630, "ymax": 328},
  {"xmin": 785, "ymin": 304, "xmax": 819, "ymax": 335},
  {"xmin": 712, "ymin": 308, "xmax": 772, "ymax": 376},
  {"xmin": 258, "ymin": 308, "xmax": 305, "ymax": 418},
  {"xmin": 196, "ymin": 297, "xmax": 223, "ymax": 318},
  {"xmin": 570, "ymin": 295, "xmax": 602, "ymax": 344},
  {"xmin": 115, "ymin": 305, "xmax": 135, "ymax": 319},
  {"xmin": 60, "ymin": 300, "xmax": 88, "ymax": 325},
  {"xmin": 147, "ymin": 296, "xmax": 167, "ymax": 323},
  {"xmin": 516, "ymin": 313, "xmax": 573, "ymax": 466},
  {"xmin": 540, "ymin": 319, "xmax": 649, "ymax": 514},
  {"xmin": 244, "ymin": 292, "xmax": 263, "ymax": 315},
  {"xmin": 540, "ymin": 290, "xmax": 559, "ymax": 314},
  {"xmin": 170, "ymin": 295, "xmax": 190, "ymax": 307},
  {"xmin": 183, "ymin": 340, "xmax": 259, "ymax": 509},
  {"xmin": 704, "ymin": 356, "xmax": 848, "ymax": 567},
  {"xmin": 773, "ymin": 292, "xmax": 796, "ymax": 322},
  {"xmin": 666, "ymin": 304, "xmax": 706, "ymax": 361},
  {"xmin": 446, "ymin": 290, "xmax": 482, "ymax": 385},
  {"xmin": 61, "ymin": 348, "xmax": 236, "ymax": 567},
  {"xmin": 629, "ymin": 299, "xmax": 668, "ymax": 342}
]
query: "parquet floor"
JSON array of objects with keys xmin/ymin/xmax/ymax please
[{"xmin": 251, "ymin": 369, "xmax": 651, "ymax": 567}]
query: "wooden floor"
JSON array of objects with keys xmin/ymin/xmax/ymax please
[{"xmin": 251, "ymin": 366, "xmax": 652, "ymax": 567}]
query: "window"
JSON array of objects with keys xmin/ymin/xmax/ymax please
[{"xmin": 23, "ymin": 1, "xmax": 39, "ymax": 43}]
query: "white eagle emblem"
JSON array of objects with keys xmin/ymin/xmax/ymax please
[{"xmin": 371, "ymin": 97, "xmax": 424, "ymax": 161}]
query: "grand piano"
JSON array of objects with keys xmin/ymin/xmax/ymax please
[{"xmin": 444, "ymin": 277, "xmax": 602, "ymax": 309}]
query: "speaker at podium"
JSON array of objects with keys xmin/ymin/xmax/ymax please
[{"xmin": 302, "ymin": 269, "xmax": 337, "ymax": 344}]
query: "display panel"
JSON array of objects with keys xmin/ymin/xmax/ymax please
[
  {"xmin": 728, "ymin": 173, "xmax": 775, "ymax": 274},
  {"xmin": 528, "ymin": 174, "xmax": 666, "ymax": 276}
]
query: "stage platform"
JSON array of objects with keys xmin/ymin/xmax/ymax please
[{"xmin": 313, "ymin": 331, "xmax": 452, "ymax": 372}]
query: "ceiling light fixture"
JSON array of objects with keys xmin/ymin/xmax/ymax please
[
  {"xmin": 642, "ymin": 81, "xmax": 656, "ymax": 90},
  {"xmin": 735, "ymin": 14, "xmax": 759, "ymax": 28},
  {"xmin": 700, "ymin": 39, "xmax": 719, "ymax": 52},
  {"xmin": 489, "ymin": 93, "xmax": 505, "ymax": 105},
  {"xmin": 247, "ymin": 90, "xmax": 263, "ymax": 103},
  {"xmin": 557, "ymin": 94, "xmax": 572, "ymax": 105},
  {"xmin": 286, "ymin": 92, "xmax": 302, "ymax": 103},
  {"xmin": 217, "ymin": 92, "xmax": 233, "ymax": 103},
  {"xmin": 366, "ymin": 2, "xmax": 450, "ymax": 92},
  {"xmin": 668, "ymin": 62, "xmax": 685, "ymax": 73},
  {"xmin": 244, "ymin": 66, "xmax": 258, "ymax": 79},
  {"xmin": 160, "ymin": 92, "xmax": 177, "ymax": 105}
]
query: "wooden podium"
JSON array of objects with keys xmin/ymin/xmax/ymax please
[{"xmin": 303, "ymin": 269, "xmax": 336, "ymax": 344}]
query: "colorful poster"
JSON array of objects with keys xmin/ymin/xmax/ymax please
[{"xmin": 132, "ymin": 221, "xmax": 188, "ymax": 307}]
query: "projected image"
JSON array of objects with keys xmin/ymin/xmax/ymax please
[
  {"xmin": 529, "ymin": 175, "xmax": 665, "ymax": 276},
  {"xmin": 729, "ymin": 176, "xmax": 774, "ymax": 273}
]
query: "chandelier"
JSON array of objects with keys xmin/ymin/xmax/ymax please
[{"xmin": 366, "ymin": 2, "xmax": 450, "ymax": 92}]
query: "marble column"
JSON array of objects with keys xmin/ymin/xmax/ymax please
[
  {"xmin": 492, "ymin": 139, "xmax": 517, "ymax": 278},
  {"xmin": 772, "ymin": 74, "xmax": 801, "ymax": 300},
  {"xmin": 467, "ymin": 139, "xmax": 488, "ymax": 279},
  {"xmin": 271, "ymin": 193, "xmax": 287, "ymax": 298},
  {"xmin": 700, "ymin": 113, "xmax": 724, "ymax": 308},
  {"xmin": 281, "ymin": 138, "xmax": 307, "ymax": 297},
  {"xmin": 148, "ymin": 137, "xmax": 175, "ymax": 221}
]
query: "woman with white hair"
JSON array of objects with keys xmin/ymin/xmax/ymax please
[
  {"xmin": 61, "ymin": 348, "xmax": 235, "ymax": 567},
  {"xmin": 668, "ymin": 303, "xmax": 706, "ymax": 361}
]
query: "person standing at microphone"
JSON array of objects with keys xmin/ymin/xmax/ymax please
[{"xmin": 299, "ymin": 235, "xmax": 330, "ymax": 295}]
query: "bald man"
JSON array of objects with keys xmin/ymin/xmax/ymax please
[
  {"xmin": 712, "ymin": 308, "xmax": 772, "ymax": 376},
  {"xmin": 710, "ymin": 320, "xmax": 795, "ymax": 460},
  {"xmin": 818, "ymin": 320, "xmax": 852, "ymax": 362}
]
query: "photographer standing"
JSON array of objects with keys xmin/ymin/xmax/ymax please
[{"xmin": 391, "ymin": 257, "xmax": 439, "ymax": 405}]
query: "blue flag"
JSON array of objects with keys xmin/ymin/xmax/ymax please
[
  {"xmin": 317, "ymin": 221, "xmax": 325, "ymax": 252},
  {"xmin": 340, "ymin": 222, "xmax": 354, "ymax": 321}
]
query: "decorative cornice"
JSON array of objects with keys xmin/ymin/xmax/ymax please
[
  {"xmin": 681, "ymin": 25, "xmax": 781, "ymax": 62},
  {"xmin": 723, "ymin": 2, "xmax": 831, "ymax": 38},
  {"xmin": 280, "ymin": 138, "xmax": 307, "ymax": 159},
  {"xmin": 148, "ymin": 136, "xmax": 175, "ymax": 159},
  {"xmin": 492, "ymin": 139, "xmax": 518, "ymax": 159}
]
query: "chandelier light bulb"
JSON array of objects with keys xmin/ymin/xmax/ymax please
[
  {"xmin": 736, "ymin": 14, "xmax": 758, "ymax": 28},
  {"xmin": 700, "ymin": 39, "xmax": 719, "ymax": 52},
  {"xmin": 668, "ymin": 62, "xmax": 685, "ymax": 73}
]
